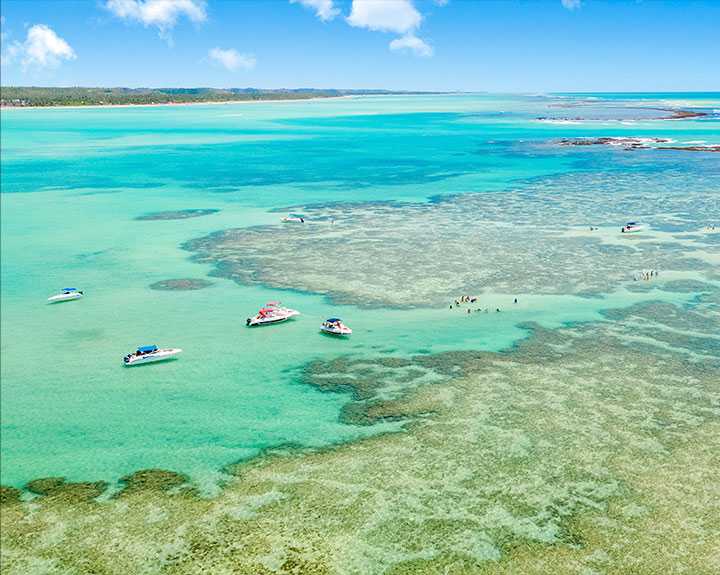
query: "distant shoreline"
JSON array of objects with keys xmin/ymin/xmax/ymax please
[
  {"xmin": 0, "ymin": 94, "xmax": 359, "ymax": 111},
  {"xmin": 0, "ymin": 87, "xmax": 444, "ymax": 110}
]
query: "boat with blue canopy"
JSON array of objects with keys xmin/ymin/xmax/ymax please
[
  {"xmin": 47, "ymin": 287, "xmax": 84, "ymax": 303},
  {"xmin": 320, "ymin": 318, "xmax": 352, "ymax": 336},
  {"xmin": 123, "ymin": 345, "xmax": 182, "ymax": 366}
]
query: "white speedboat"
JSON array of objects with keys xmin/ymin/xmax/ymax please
[
  {"xmin": 47, "ymin": 288, "xmax": 84, "ymax": 303},
  {"xmin": 621, "ymin": 222, "xmax": 644, "ymax": 233},
  {"xmin": 123, "ymin": 345, "xmax": 182, "ymax": 366},
  {"xmin": 246, "ymin": 302, "xmax": 300, "ymax": 327},
  {"xmin": 320, "ymin": 318, "xmax": 352, "ymax": 336},
  {"xmin": 282, "ymin": 214, "xmax": 305, "ymax": 223}
]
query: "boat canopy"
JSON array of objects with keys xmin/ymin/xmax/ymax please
[
  {"xmin": 626, "ymin": 222, "xmax": 637, "ymax": 226},
  {"xmin": 62, "ymin": 288, "xmax": 77, "ymax": 291},
  {"xmin": 326, "ymin": 318, "xmax": 341, "ymax": 323},
  {"xmin": 137, "ymin": 345, "xmax": 158, "ymax": 353},
  {"xmin": 266, "ymin": 301, "xmax": 280, "ymax": 306}
]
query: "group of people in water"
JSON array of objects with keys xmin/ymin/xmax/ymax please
[
  {"xmin": 635, "ymin": 269, "xmax": 659, "ymax": 281},
  {"xmin": 453, "ymin": 295, "xmax": 477, "ymax": 306},
  {"xmin": 450, "ymin": 296, "xmax": 519, "ymax": 314}
]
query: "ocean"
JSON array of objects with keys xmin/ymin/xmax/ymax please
[{"xmin": 1, "ymin": 92, "xmax": 719, "ymax": 573}]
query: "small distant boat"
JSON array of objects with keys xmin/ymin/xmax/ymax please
[
  {"xmin": 282, "ymin": 214, "xmax": 305, "ymax": 223},
  {"xmin": 47, "ymin": 288, "xmax": 84, "ymax": 303},
  {"xmin": 621, "ymin": 222, "xmax": 644, "ymax": 233},
  {"xmin": 123, "ymin": 345, "xmax": 182, "ymax": 366},
  {"xmin": 320, "ymin": 318, "xmax": 352, "ymax": 336},
  {"xmin": 246, "ymin": 302, "xmax": 300, "ymax": 327}
]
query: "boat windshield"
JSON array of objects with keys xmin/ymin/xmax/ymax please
[{"xmin": 137, "ymin": 345, "xmax": 158, "ymax": 353}]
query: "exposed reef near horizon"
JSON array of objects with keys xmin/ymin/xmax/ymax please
[
  {"xmin": 558, "ymin": 136, "xmax": 720, "ymax": 152},
  {"xmin": 539, "ymin": 105, "xmax": 708, "ymax": 122}
]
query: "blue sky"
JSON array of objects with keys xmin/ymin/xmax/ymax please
[{"xmin": 1, "ymin": 0, "xmax": 718, "ymax": 91}]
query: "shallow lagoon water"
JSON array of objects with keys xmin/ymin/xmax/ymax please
[
  {"xmin": 1, "ymin": 94, "xmax": 719, "ymax": 572},
  {"xmin": 1, "ymin": 93, "xmax": 719, "ymax": 489}
]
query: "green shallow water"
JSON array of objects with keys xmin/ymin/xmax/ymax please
[{"xmin": 1, "ymin": 93, "xmax": 719, "ymax": 489}]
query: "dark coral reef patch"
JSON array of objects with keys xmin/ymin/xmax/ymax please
[
  {"xmin": 149, "ymin": 278, "xmax": 214, "ymax": 291},
  {"xmin": 135, "ymin": 209, "xmax": 220, "ymax": 221}
]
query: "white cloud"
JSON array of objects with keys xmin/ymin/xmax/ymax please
[
  {"xmin": 290, "ymin": 0, "xmax": 339, "ymax": 22},
  {"xmin": 4, "ymin": 24, "xmax": 76, "ymax": 68},
  {"xmin": 24, "ymin": 24, "xmax": 76, "ymax": 66},
  {"xmin": 433, "ymin": 0, "xmax": 449, "ymax": 5},
  {"xmin": 347, "ymin": 0, "xmax": 421, "ymax": 34},
  {"xmin": 389, "ymin": 33, "xmax": 432, "ymax": 57},
  {"xmin": 208, "ymin": 47, "xmax": 256, "ymax": 71},
  {"xmin": 0, "ymin": 41, "xmax": 19, "ymax": 68},
  {"xmin": 105, "ymin": 0, "xmax": 207, "ymax": 37},
  {"xmin": 346, "ymin": 0, "xmax": 434, "ymax": 57},
  {"xmin": 561, "ymin": 0, "xmax": 582, "ymax": 10}
]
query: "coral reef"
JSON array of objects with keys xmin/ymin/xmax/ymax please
[
  {"xmin": 2, "ymin": 300, "xmax": 718, "ymax": 574},
  {"xmin": 184, "ymin": 167, "xmax": 719, "ymax": 307},
  {"xmin": 149, "ymin": 278, "xmax": 214, "ymax": 291},
  {"xmin": 135, "ymin": 209, "xmax": 220, "ymax": 221}
]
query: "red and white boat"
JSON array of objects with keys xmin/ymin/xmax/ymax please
[{"xmin": 246, "ymin": 302, "xmax": 300, "ymax": 327}]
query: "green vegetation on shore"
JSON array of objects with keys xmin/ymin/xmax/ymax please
[{"xmin": 0, "ymin": 86, "xmax": 422, "ymax": 107}]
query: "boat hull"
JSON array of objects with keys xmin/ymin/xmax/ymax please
[
  {"xmin": 247, "ymin": 317, "xmax": 289, "ymax": 327},
  {"xmin": 246, "ymin": 310, "xmax": 299, "ymax": 327},
  {"xmin": 47, "ymin": 293, "xmax": 83, "ymax": 303},
  {"xmin": 123, "ymin": 349, "xmax": 182, "ymax": 366},
  {"xmin": 320, "ymin": 326, "xmax": 352, "ymax": 336}
]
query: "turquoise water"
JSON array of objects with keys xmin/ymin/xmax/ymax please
[{"xmin": 1, "ymin": 94, "xmax": 718, "ymax": 488}]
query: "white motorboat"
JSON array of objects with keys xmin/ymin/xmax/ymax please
[
  {"xmin": 320, "ymin": 318, "xmax": 352, "ymax": 336},
  {"xmin": 47, "ymin": 288, "xmax": 84, "ymax": 303},
  {"xmin": 282, "ymin": 214, "xmax": 305, "ymax": 223},
  {"xmin": 621, "ymin": 222, "xmax": 644, "ymax": 233},
  {"xmin": 123, "ymin": 345, "xmax": 182, "ymax": 366},
  {"xmin": 246, "ymin": 302, "xmax": 300, "ymax": 327}
]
